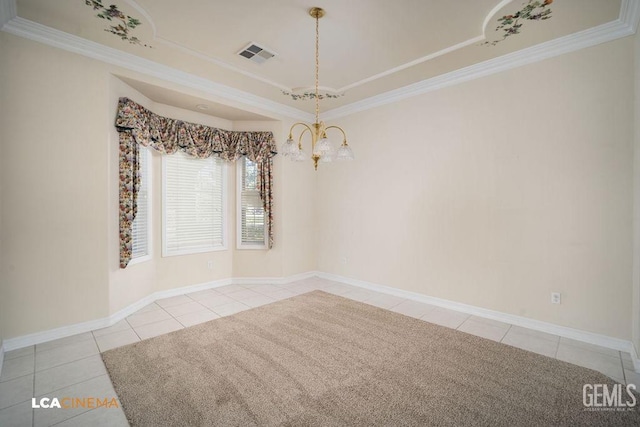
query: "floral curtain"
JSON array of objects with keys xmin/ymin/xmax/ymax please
[{"xmin": 115, "ymin": 97, "xmax": 277, "ymax": 268}]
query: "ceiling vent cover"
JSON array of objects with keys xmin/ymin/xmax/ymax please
[{"xmin": 237, "ymin": 43, "xmax": 277, "ymax": 64}]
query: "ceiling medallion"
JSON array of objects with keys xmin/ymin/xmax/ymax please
[
  {"xmin": 281, "ymin": 7, "xmax": 354, "ymax": 170},
  {"xmin": 482, "ymin": 0, "xmax": 553, "ymax": 46},
  {"xmin": 281, "ymin": 90, "xmax": 344, "ymax": 101}
]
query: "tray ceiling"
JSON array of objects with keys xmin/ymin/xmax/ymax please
[{"xmin": 9, "ymin": 0, "xmax": 627, "ymax": 115}]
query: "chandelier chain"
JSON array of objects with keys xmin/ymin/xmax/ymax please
[
  {"xmin": 315, "ymin": 11, "xmax": 320, "ymax": 125},
  {"xmin": 282, "ymin": 7, "xmax": 353, "ymax": 170}
]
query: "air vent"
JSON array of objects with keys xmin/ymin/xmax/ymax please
[{"xmin": 237, "ymin": 43, "xmax": 276, "ymax": 64}]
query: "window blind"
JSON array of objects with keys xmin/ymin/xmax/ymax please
[
  {"xmin": 238, "ymin": 157, "xmax": 266, "ymax": 247},
  {"xmin": 163, "ymin": 152, "xmax": 225, "ymax": 255},
  {"xmin": 131, "ymin": 147, "xmax": 150, "ymax": 259}
]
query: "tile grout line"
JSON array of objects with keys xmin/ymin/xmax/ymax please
[
  {"xmin": 34, "ymin": 336, "xmax": 96, "ymax": 356},
  {"xmin": 553, "ymin": 337, "xmax": 560, "ymax": 360},
  {"xmin": 35, "ymin": 371, "xmax": 110, "ymax": 399},
  {"xmin": 32, "ymin": 353, "xmax": 101, "ymax": 380},
  {"xmin": 124, "ymin": 318, "xmax": 144, "ymax": 342},
  {"xmin": 620, "ymin": 351, "xmax": 627, "ymax": 384},
  {"xmin": 50, "ymin": 407, "xmax": 96, "ymax": 426},
  {"xmin": 500, "ymin": 324, "xmax": 513, "ymax": 343}
]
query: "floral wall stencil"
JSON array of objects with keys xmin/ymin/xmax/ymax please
[
  {"xmin": 281, "ymin": 91, "xmax": 344, "ymax": 101},
  {"xmin": 483, "ymin": 0, "xmax": 553, "ymax": 46},
  {"xmin": 84, "ymin": 0, "xmax": 152, "ymax": 47}
]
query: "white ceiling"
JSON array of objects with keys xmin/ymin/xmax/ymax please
[{"xmin": 6, "ymin": 0, "xmax": 632, "ymax": 116}]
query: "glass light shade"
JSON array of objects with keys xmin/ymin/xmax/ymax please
[
  {"xmin": 320, "ymin": 150, "xmax": 334, "ymax": 163},
  {"xmin": 336, "ymin": 144, "xmax": 354, "ymax": 161},
  {"xmin": 316, "ymin": 137, "xmax": 333, "ymax": 153},
  {"xmin": 292, "ymin": 147, "xmax": 307, "ymax": 162},
  {"xmin": 281, "ymin": 138, "xmax": 296, "ymax": 156}
]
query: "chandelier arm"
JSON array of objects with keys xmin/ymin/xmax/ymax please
[
  {"xmin": 287, "ymin": 122, "xmax": 314, "ymax": 138},
  {"xmin": 323, "ymin": 125, "xmax": 349, "ymax": 144},
  {"xmin": 298, "ymin": 127, "xmax": 311, "ymax": 148}
]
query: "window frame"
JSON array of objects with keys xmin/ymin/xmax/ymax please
[
  {"xmin": 129, "ymin": 146, "xmax": 152, "ymax": 265},
  {"xmin": 162, "ymin": 152, "xmax": 228, "ymax": 257},
  {"xmin": 236, "ymin": 157, "xmax": 268, "ymax": 250}
]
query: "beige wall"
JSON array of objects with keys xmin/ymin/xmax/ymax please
[
  {"xmin": 0, "ymin": 34, "xmax": 111, "ymax": 338},
  {"xmin": 0, "ymin": 28, "xmax": 636, "ymax": 344},
  {"xmin": 0, "ymin": 32, "xmax": 317, "ymax": 340},
  {"xmin": 316, "ymin": 36, "xmax": 635, "ymax": 340}
]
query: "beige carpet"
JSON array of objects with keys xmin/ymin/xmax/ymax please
[{"xmin": 102, "ymin": 291, "xmax": 640, "ymax": 426}]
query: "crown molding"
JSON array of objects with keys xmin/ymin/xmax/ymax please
[
  {"xmin": 0, "ymin": 0, "xmax": 16, "ymax": 30},
  {"xmin": 322, "ymin": 0, "xmax": 640, "ymax": 121},
  {"xmin": 1, "ymin": 0, "xmax": 638, "ymax": 122},
  {"xmin": 119, "ymin": 0, "xmax": 500, "ymax": 96},
  {"xmin": 122, "ymin": 0, "xmax": 292, "ymax": 93},
  {"xmin": 1, "ymin": 17, "xmax": 314, "ymax": 122},
  {"xmin": 622, "ymin": 0, "xmax": 640, "ymax": 31}
]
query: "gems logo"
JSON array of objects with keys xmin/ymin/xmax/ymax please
[{"xmin": 583, "ymin": 384, "xmax": 637, "ymax": 411}]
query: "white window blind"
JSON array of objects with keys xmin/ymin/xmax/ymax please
[
  {"xmin": 237, "ymin": 157, "xmax": 266, "ymax": 248},
  {"xmin": 131, "ymin": 147, "xmax": 150, "ymax": 261},
  {"xmin": 163, "ymin": 152, "xmax": 226, "ymax": 256}
]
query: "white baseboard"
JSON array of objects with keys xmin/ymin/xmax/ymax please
[
  {"xmin": 316, "ymin": 271, "xmax": 639, "ymax": 366},
  {"xmin": 107, "ymin": 278, "xmax": 234, "ymax": 327},
  {"xmin": 0, "ymin": 342, "xmax": 4, "ymax": 379},
  {"xmin": 2, "ymin": 272, "xmax": 318, "ymax": 351},
  {"xmin": 2, "ymin": 276, "xmax": 231, "ymax": 351},
  {"xmin": 4, "ymin": 269, "xmax": 639, "ymax": 374},
  {"xmin": 231, "ymin": 271, "xmax": 317, "ymax": 286}
]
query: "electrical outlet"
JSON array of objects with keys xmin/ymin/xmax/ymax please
[
  {"xmin": 207, "ymin": 260, "xmax": 213, "ymax": 270},
  {"xmin": 551, "ymin": 292, "xmax": 561, "ymax": 304}
]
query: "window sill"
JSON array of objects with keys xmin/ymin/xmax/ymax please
[
  {"xmin": 128, "ymin": 254, "xmax": 152, "ymax": 266},
  {"xmin": 162, "ymin": 245, "xmax": 228, "ymax": 257}
]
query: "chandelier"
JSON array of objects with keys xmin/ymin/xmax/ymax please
[{"xmin": 281, "ymin": 7, "xmax": 354, "ymax": 170}]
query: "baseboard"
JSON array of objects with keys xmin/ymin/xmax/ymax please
[
  {"xmin": 2, "ymin": 276, "xmax": 234, "ymax": 351},
  {"xmin": 2, "ymin": 272, "xmax": 318, "ymax": 351},
  {"xmin": 4, "ymin": 269, "xmax": 638, "ymax": 373},
  {"xmin": 108, "ymin": 278, "xmax": 234, "ymax": 327},
  {"xmin": 316, "ymin": 271, "xmax": 638, "ymax": 363},
  {"xmin": 232, "ymin": 271, "xmax": 318, "ymax": 286}
]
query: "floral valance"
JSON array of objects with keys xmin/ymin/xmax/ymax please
[
  {"xmin": 115, "ymin": 97, "xmax": 277, "ymax": 161},
  {"xmin": 116, "ymin": 97, "xmax": 276, "ymax": 268}
]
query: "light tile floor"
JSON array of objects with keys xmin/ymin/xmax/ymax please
[{"xmin": 0, "ymin": 277, "xmax": 636, "ymax": 426}]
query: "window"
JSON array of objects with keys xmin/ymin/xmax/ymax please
[
  {"xmin": 237, "ymin": 157, "xmax": 267, "ymax": 249},
  {"xmin": 163, "ymin": 152, "xmax": 226, "ymax": 256},
  {"xmin": 130, "ymin": 147, "xmax": 151, "ymax": 263}
]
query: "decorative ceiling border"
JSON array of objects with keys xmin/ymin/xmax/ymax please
[
  {"xmin": 1, "ymin": 15, "xmax": 313, "ymax": 122},
  {"xmin": 322, "ymin": 0, "xmax": 640, "ymax": 121},
  {"xmin": 117, "ymin": 0, "xmax": 510, "ymax": 95},
  {"xmin": 1, "ymin": 0, "xmax": 638, "ymax": 122},
  {"xmin": 120, "ymin": 0, "xmax": 291, "ymax": 92}
]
